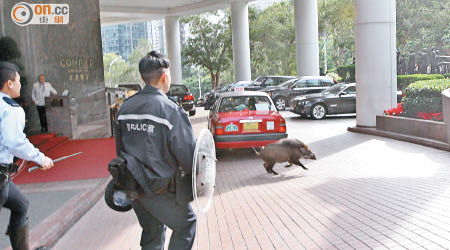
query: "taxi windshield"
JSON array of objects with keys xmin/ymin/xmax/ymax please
[{"xmin": 219, "ymin": 96, "xmax": 275, "ymax": 112}]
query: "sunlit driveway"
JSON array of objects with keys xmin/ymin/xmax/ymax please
[{"xmin": 54, "ymin": 109, "xmax": 450, "ymax": 250}]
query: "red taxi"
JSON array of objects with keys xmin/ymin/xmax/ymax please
[{"xmin": 208, "ymin": 91, "xmax": 288, "ymax": 149}]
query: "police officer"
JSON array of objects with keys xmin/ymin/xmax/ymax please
[
  {"xmin": 115, "ymin": 51, "xmax": 196, "ymax": 250},
  {"xmin": 0, "ymin": 62, "xmax": 54, "ymax": 250}
]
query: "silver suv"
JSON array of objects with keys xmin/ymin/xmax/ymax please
[{"xmin": 263, "ymin": 76, "xmax": 335, "ymax": 110}]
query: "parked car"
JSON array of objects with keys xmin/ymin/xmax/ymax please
[
  {"xmin": 291, "ymin": 83, "xmax": 404, "ymax": 120},
  {"xmin": 291, "ymin": 82, "xmax": 406, "ymax": 120},
  {"xmin": 228, "ymin": 81, "xmax": 259, "ymax": 91},
  {"xmin": 253, "ymin": 76, "xmax": 297, "ymax": 90},
  {"xmin": 291, "ymin": 83, "xmax": 356, "ymax": 119},
  {"xmin": 264, "ymin": 76, "xmax": 335, "ymax": 111},
  {"xmin": 196, "ymin": 96, "xmax": 206, "ymax": 107},
  {"xmin": 204, "ymin": 81, "xmax": 256, "ymax": 110},
  {"xmin": 208, "ymin": 91, "xmax": 288, "ymax": 150},
  {"xmin": 168, "ymin": 84, "xmax": 196, "ymax": 116},
  {"xmin": 204, "ymin": 85, "xmax": 230, "ymax": 110}
]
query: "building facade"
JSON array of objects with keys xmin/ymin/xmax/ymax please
[{"xmin": 101, "ymin": 20, "xmax": 165, "ymax": 61}]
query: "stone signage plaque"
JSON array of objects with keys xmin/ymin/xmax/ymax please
[{"xmin": 1, "ymin": 0, "xmax": 111, "ymax": 138}]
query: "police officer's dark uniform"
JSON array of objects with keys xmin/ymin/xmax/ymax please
[{"xmin": 115, "ymin": 82, "xmax": 197, "ymax": 249}]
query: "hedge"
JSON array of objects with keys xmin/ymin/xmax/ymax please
[
  {"xmin": 397, "ymin": 74, "xmax": 444, "ymax": 91},
  {"xmin": 402, "ymin": 78, "xmax": 450, "ymax": 118},
  {"xmin": 0, "ymin": 37, "xmax": 21, "ymax": 61},
  {"xmin": 444, "ymin": 73, "xmax": 450, "ymax": 79}
]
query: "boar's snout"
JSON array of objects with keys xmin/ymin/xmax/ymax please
[{"xmin": 300, "ymin": 146, "xmax": 316, "ymax": 160}]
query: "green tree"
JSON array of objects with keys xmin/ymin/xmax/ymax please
[
  {"xmin": 103, "ymin": 53, "xmax": 130, "ymax": 87},
  {"xmin": 0, "ymin": 36, "xmax": 28, "ymax": 87},
  {"xmin": 318, "ymin": 0, "xmax": 354, "ymax": 70},
  {"xmin": 249, "ymin": 2, "xmax": 296, "ymax": 77},
  {"xmin": 182, "ymin": 66, "xmax": 213, "ymax": 98},
  {"xmin": 0, "ymin": 37, "xmax": 21, "ymax": 61},
  {"xmin": 181, "ymin": 11, "xmax": 232, "ymax": 89},
  {"xmin": 396, "ymin": 0, "xmax": 450, "ymax": 54},
  {"xmin": 123, "ymin": 39, "xmax": 153, "ymax": 83},
  {"xmin": 103, "ymin": 39, "xmax": 152, "ymax": 87}
]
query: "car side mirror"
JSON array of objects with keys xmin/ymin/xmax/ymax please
[{"xmin": 339, "ymin": 92, "xmax": 347, "ymax": 97}]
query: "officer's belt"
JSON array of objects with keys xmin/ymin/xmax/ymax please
[{"xmin": 0, "ymin": 163, "xmax": 18, "ymax": 174}]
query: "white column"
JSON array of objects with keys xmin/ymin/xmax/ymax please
[
  {"xmin": 294, "ymin": 0, "xmax": 320, "ymax": 77},
  {"xmin": 0, "ymin": 1, "xmax": 4, "ymax": 36},
  {"xmin": 164, "ymin": 16, "xmax": 182, "ymax": 84},
  {"xmin": 231, "ymin": 1, "xmax": 251, "ymax": 81},
  {"xmin": 355, "ymin": 0, "xmax": 397, "ymax": 127}
]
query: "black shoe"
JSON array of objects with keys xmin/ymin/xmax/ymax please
[{"xmin": 7, "ymin": 221, "xmax": 29, "ymax": 250}]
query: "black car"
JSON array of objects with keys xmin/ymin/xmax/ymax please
[
  {"xmin": 264, "ymin": 76, "xmax": 335, "ymax": 111},
  {"xmin": 291, "ymin": 83, "xmax": 356, "ymax": 119},
  {"xmin": 168, "ymin": 84, "xmax": 196, "ymax": 116},
  {"xmin": 204, "ymin": 81, "xmax": 256, "ymax": 110},
  {"xmin": 291, "ymin": 83, "xmax": 404, "ymax": 120},
  {"xmin": 228, "ymin": 81, "xmax": 259, "ymax": 91},
  {"xmin": 196, "ymin": 96, "xmax": 206, "ymax": 107},
  {"xmin": 204, "ymin": 85, "xmax": 230, "ymax": 110},
  {"xmin": 253, "ymin": 76, "xmax": 297, "ymax": 90}
]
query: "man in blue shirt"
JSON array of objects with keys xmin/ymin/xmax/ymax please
[{"xmin": 0, "ymin": 61, "xmax": 54, "ymax": 250}]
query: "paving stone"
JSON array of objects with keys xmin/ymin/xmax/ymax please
[{"xmin": 50, "ymin": 111, "xmax": 450, "ymax": 250}]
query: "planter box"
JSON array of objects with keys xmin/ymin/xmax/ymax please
[{"xmin": 376, "ymin": 115, "xmax": 446, "ymax": 142}]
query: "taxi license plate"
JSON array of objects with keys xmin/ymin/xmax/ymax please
[{"xmin": 243, "ymin": 122, "xmax": 258, "ymax": 132}]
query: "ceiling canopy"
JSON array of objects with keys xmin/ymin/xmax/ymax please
[{"xmin": 100, "ymin": 0, "xmax": 250, "ymax": 25}]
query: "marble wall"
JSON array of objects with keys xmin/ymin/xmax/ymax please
[{"xmin": 0, "ymin": 0, "xmax": 111, "ymax": 138}]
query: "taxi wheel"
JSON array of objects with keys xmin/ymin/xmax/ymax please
[
  {"xmin": 274, "ymin": 97, "xmax": 287, "ymax": 111},
  {"xmin": 310, "ymin": 103, "xmax": 327, "ymax": 120}
]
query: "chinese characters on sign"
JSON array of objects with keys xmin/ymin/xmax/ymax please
[
  {"xmin": 60, "ymin": 58, "xmax": 94, "ymax": 82},
  {"xmin": 54, "ymin": 16, "xmax": 64, "ymax": 24},
  {"xmin": 39, "ymin": 16, "xmax": 48, "ymax": 24}
]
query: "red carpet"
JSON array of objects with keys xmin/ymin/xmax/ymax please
[{"xmin": 13, "ymin": 136, "xmax": 116, "ymax": 184}]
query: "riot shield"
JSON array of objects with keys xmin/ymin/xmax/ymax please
[{"xmin": 192, "ymin": 129, "xmax": 216, "ymax": 213}]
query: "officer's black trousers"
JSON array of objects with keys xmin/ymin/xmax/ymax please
[
  {"xmin": 132, "ymin": 192, "xmax": 196, "ymax": 250},
  {"xmin": 0, "ymin": 181, "xmax": 29, "ymax": 232},
  {"xmin": 36, "ymin": 105, "xmax": 47, "ymax": 132}
]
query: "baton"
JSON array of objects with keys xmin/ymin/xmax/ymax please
[{"xmin": 28, "ymin": 152, "xmax": 83, "ymax": 173}]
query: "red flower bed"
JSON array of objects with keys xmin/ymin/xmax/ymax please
[
  {"xmin": 416, "ymin": 112, "xmax": 443, "ymax": 121},
  {"xmin": 384, "ymin": 103, "xmax": 404, "ymax": 116},
  {"xmin": 384, "ymin": 103, "xmax": 443, "ymax": 121}
]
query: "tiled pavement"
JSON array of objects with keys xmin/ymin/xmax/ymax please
[
  {"xmin": 52, "ymin": 111, "xmax": 450, "ymax": 250},
  {"xmin": 0, "ymin": 179, "xmax": 103, "ymax": 250}
]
